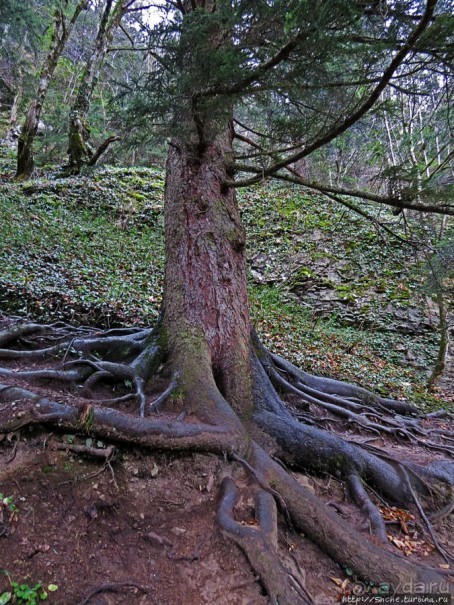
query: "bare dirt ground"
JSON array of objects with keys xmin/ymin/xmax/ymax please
[
  {"xmin": 0, "ymin": 314, "xmax": 452, "ymax": 605},
  {"xmin": 1, "ymin": 416, "xmax": 452, "ymax": 604},
  {"xmin": 0, "ymin": 432, "xmax": 347, "ymax": 605}
]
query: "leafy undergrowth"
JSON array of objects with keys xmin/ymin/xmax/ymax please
[
  {"xmin": 250, "ymin": 285, "xmax": 442, "ymax": 411},
  {"xmin": 0, "ymin": 146, "xmax": 448, "ymax": 410},
  {"xmin": 0, "ymin": 161, "xmax": 164, "ymax": 326}
]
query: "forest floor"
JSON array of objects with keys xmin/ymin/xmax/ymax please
[
  {"xmin": 0, "ymin": 146, "xmax": 452, "ymax": 604},
  {"xmin": 0, "ymin": 335, "xmax": 452, "ymax": 605},
  {"xmin": 1, "ymin": 376, "xmax": 453, "ymax": 605},
  {"xmin": 1, "ymin": 420, "xmax": 276, "ymax": 605}
]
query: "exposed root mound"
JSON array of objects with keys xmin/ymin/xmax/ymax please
[{"xmin": 0, "ymin": 317, "xmax": 452, "ymax": 603}]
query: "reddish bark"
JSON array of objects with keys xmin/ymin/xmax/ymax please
[{"xmin": 163, "ymin": 129, "xmax": 253, "ymax": 419}]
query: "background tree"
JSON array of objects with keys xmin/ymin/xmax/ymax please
[
  {"xmin": 65, "ymin": 0, "xmax": 135, "ymax": 174},
  {"xmin": 0, "ymin": 0, "xmax": 52, "ymax": 141},
  {"xmin": 425, "ymin": 242, "xmax": 453, "ymax": 390},
  {"xmin": 1, "ymin": 0, "xmax": 155, "ymax": 170},
  {"xmin": 15, "ymin": 0, "xmax": 88, "ymax": 180},
  {"xmin": 1, "ymin": 1, "xmax": 453, "ymax": 602}
]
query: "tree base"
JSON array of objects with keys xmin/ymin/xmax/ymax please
[{"xmin": 0, "ymin": 316, "xmax": 452, "ymax": 602}]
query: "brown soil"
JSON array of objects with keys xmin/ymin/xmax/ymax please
[
  {"xmin": 1, "ymin": 429, "xmax": 452, "ymax": 605},
  {"xmin": 0, "ymin": 432, "xmax": 346, "ymax": 605}
]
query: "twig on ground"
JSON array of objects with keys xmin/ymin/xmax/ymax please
[{"xmin": 399, "ymin": 464, "xmax": 454, "ymax": 565}]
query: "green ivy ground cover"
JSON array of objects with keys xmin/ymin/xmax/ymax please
[{"xmin": 0, "ymin": 149, "xmax": 446, "ymax": 409}]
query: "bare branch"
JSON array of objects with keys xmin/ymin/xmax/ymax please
[
  {"xmin": 125, "ymin": 3, "xmax": 156, "ymax": 12},
  {"xmin": 234, "ymin": 168, "xmax": 454, "ymax": 216},
  {"xmin": 320, "ymin": 193, "xmax": 419, "ymax": 245}
]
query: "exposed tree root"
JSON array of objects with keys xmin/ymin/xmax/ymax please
[
  {"xmin": 76, "ymin": 581, "xmax": 149, "ymax": 605},
  {"xmin": 248, "ymin": 443, "xmax": 448, "ymax": 590},
  {"xmin": 0, "ymin": 322, "xmax": 162, "ymax": 417},
  {"xmin": 217, "ymin": 477, "xmax": 311, "ymax": 605},
  {"xmin": 267, "ymin": 349, "xmax": 420, "ymax": 417},
  {"xmin": 347, "ymin": 474, "xmax": 388, "ymax": 543},
  {"xmin": 255, "ymin": 340, "xmax": 454, "ymax": 456},
  {"xmin": 56, "ymin": 442, "xmax": 116, "ymax": 460},
  {"xmin": 430, "ymin": 500, "xmax": 454, "ymax": 522},
  {"xmin": 399, "ymin": 464, "xmax": 454, "ymax": 565},
  {"xmin": 0, "ymin": 385, "xmax": 241, "ymax": 454},
  {"xmin": 0, "ymin": 318, "xmax": 452, "ymax": 601}
]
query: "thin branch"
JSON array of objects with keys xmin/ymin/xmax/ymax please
[
  {"xmin": 399, "ymin": 464, "xmax": 454, "ymax": 565},
  {"xmin": 232, "ymin": 167, "xmax": 454, "ymax": 216},
  {"xmin": 125, "ymin": 4, "xmax": 156, "ymax": 12},
  {"xmin": 119, "ymin": 22, "xmax": 135, "ymax": 47},
  {"xmin": 108, "ymin": 45, "xmax": 149, "ymax": 51},
  {"xmin": 233, "ymin": 118, "xmax": 274, "ymax": 140},
  {"xmin": 321, "ymin": 192, "xmax": 418, "ymax": 245}
]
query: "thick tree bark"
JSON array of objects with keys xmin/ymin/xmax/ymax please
[
  {"xmin": 160, "ymin": 0, "xmax": 252, "ymax": 422},
  {"xmin": 163, "ymin": 129, "xmax": 253, "ymax": 422},
  {"xmin": 15, "ymin": 0, "xmax": 88, "ymax": 180}
]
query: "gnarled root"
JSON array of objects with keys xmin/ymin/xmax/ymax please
[
  {"xmin": 249, "ymin": 444, "xmax": 448, "ymax": 591},
  {"xmin": 0, "ymin": 320, "xmax": 163, "ymax": 417},
  {"xmin": 347, "ymin": 474, "xmax": 388, "ymax": 543},
  {"xmin": 0, "ymin": 384, "xmax": 241, "ymax": 454},
  {"xmin": 217, "ymin": 477, "xmax": 311, "ymax": 605},
  {"xmin": 0, "ymin": 317, "xmax": 452, "ymax": 600}
]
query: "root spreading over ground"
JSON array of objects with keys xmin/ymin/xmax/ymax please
[{"xmin": 0, "ymin": 316, "xmax": 452, "ymax": 604}]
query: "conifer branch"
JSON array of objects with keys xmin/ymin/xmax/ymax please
[{"xmin": 227, "ymin": 0, "xmax": 439, "ymax": 188}]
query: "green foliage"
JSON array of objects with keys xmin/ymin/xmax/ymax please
[
  {"xmin": 0, "ymin": 494, "xmax": 17, "ymax": 514},
  {"xmin": 249, "ymin": 283, "xmax": 441, "ymax": 409},
  {"xmin": 119, "ymin": 0, "xmax": 398, "ymax": 140},
  {"xmin": 0, "ymin": 0, "xmax": 53, "ymax": 52},
  {"xmin": 242, "ymin": 181, "xmax": 446, "ymax": 408},
  {"xmin": 0, "ymin": 572, "xmax": 58, "ymax": 605},
  {"xmin": 0, "ymin": 155, "xmax": 164, "ymax": 325},
  {"xmin": 0, "ymin": 146, "xmax": 446, "ymax": 409}
]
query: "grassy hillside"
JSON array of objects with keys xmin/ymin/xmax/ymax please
[{"xmin": 0, "ymin": 146, "xmax": 446, "ymax": 409}]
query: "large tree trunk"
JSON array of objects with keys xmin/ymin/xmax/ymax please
[
  {"xmin": 163, "ymin": 128, "xmax": 254, "ymax": 423},
  {"xmin": 15, "ymin": 0, "xmax": 87, "ymax": 180}
]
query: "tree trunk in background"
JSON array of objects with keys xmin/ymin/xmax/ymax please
[
  {"xmin": 66, "ymin": 0, "xmax": 127, "ymax": 174},
  {"xmin": 9, "ymin": 67, "xmax": 22, "ymax": 132},
  {"xmin": 427, "ymin": 291, "xmax": 449, "ymax": 390},
  {"xmin": 15, "ymin": 0, "xmax": 88, "ymax": 180},
  {"xmin": 163, "ymin": 127, "xmax": 254, "ymax": 424}
]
